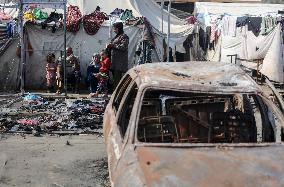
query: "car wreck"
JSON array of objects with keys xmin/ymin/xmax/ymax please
[{"xmin": 103, "ymin": 62, "xmax": 284, "ymax": 187}]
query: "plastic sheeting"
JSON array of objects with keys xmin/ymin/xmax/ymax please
[
  {"xmin": 196, "ymin": 2, "xmax": 284, "ymax": 17},
  {"xmin": 22, "ymin": 24, "xmax": 145, "ymax": 89},
  {"xmin": 261, "ymin": 25, "xmax": 284, "ymax": 82},
  {"xmin": 220, "ymin": 25, "xmax": 284, "ymax": 82}
]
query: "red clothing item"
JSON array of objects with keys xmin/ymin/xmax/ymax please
[{"xmin": 100, "ymin": 57, "xmax": 111, "ymax": 72}]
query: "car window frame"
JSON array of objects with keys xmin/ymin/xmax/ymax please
[
  {"xmin": 133, "ymin": 86, "xmax": 284, "ymax": 146},
  {"xmin": 112, "ymin": 74, "xmax": 133, "ymax": 114},
  {"xmin": 116, "ymin": 81, "xmax": 139, "ymax": 142}
]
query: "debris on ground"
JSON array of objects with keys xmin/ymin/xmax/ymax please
[{"xmin": 0, "ymin": 94, "xmax": 108, "ymax": 135}]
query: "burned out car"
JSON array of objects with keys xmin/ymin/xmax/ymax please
[{"xmin": 103, "ymin": 62, "xmax": 284, "ymax": 187}]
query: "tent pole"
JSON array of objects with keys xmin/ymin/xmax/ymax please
[
  {"xmin": 63, "ymin": 0, "xmax": 67, "ymax": 97},
  {"xmin": 19, "ymin": 1, "xmax": 24, "ymax": 94},
  {"xmin": 161, "ymin": 0, "xmax": 164, "ymax": 62},
  {"xmin": 167, "ymin": 0, "xmax": 171, "ymax": 63}
]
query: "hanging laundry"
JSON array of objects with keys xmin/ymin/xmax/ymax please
[
  {"xmin": 33, "ymin": 9, "xmax": 49, "ymax": 20},
  {"xmin": 0, "ymin": 11, "xmax": 12, "ymax": 21},
  {"xmin": 41, "ymin": 11, "xmax": 63, "ymax": 32},
  {"xmin": 24, "ymin": 11, "xmax": 34, "ymax": 22},
  {"xmin": 125, "ymin": 17, "xmax": 143, "ymax": 26},
  {"xmin": 83, "ymin": 10, "xmax": 108, "ymax": 35},
  {"xmin": 221, "ymin": 16, "xmax": 237, "ymax": 37},
  {"xmin": 67, "ymin": 5, "xmax": 82, "ymax": 33},
  {"xmin": 110, "ymin": 8, "xmax": 124, "ymax": 18},
  {"xmin": 199, "ymin": 27, "xmax": 210, "ymax": 51},
  {"xmin": 247, "ymin": 17, "xmax": 262, "ymax": 37},
  {"xmin": 185, "ymin": 16, "xmax": 197, "ymax": 24},
  {"xmin": 236, "ymin": 16, "xmax": 249, "ymax": 27},
  {"xmin": 120, "ymin": 9, "xmax": 134, "ymax": 21},
  {"xmin": 260, "ymin": 16, "xmax": 277, "ymax": 35},
  {"xmin": 209, "ymin": 16, "xmax": 221, "ymax": 44}
]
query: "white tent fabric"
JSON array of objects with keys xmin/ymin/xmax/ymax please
[
  {"xmin": 220, "ymin": 25, "xmax": 284, "ymax": 82},
  {"xmin": 261, "ymin": 25, "xmax": 284, "ymax": 82},
  {"xmin": 195, "ymin": 2, "xmax": 284, "ymax": 83}
]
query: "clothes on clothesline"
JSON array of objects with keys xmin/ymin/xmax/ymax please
[
  {"xmin": 247, "ymin": 17, "xmax": 262, "ymax": 37},
  {"xmin": 186, "ymin": 16, "xmax": 197, "ymax": 24},
  {"xmin": 120, "ymin": 9, "xmax": 134, "ymax": 21},
  {"xmin": 67, "ymin": 5, "xmax": 82, "ymax": 33},
  {"xmin": 83, "ymin": 10, "xmax": 108, "ymax": 35},
  {"xmin": 260, "ymin": 16, "xmax": 277, "ymax": 35},
  {"xmin": 221, "ymin": 16, "xmax": 237, "ymax": 37},
  {"xmin": 110, "ymin": 8, "xmax": 124, "ymax": 18},
  {"xmin": 236, "ymin": 16, "xmax": 249, "ymax": 27},
  {"xmin": 33, "ymin": 9, "xmax": 48, "ymax": 20},
  {"xmin": 0, "ymin": 11, "xmax": 12, "ymax": 22}
]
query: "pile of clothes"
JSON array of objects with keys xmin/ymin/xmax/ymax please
[
  {"xmin": 67, "ymin": 5, "xmax": 82, "ymax": 33},
  {"xmin": 83, "ymin": 10, "xmax": 108, "ymax": 35}
]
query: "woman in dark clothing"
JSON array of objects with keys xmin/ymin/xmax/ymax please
[
  {"xmin": 87, "ymin": 53, "xmax": 101, "ymax": 94},
  {"xmin": 106, "ymin": 22, "xmax": 129, "ymax": 88}
]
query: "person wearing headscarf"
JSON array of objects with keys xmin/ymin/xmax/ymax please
[
  {"xmin": 106, "ymin": 22, "xmax": 129, "ymax": 88},
  {"xmin": 87, "ymin": 53, "xmax": 101, "ymax": 95},
  {"xmin": 66, "ymin": 47, "xmax": 81, "ymax": 93}
]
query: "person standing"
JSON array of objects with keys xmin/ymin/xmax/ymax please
[
  {"xmin": 66, "ymin": 47, "xmax": 81, "ymax": 93},
  {"xmin": 106, "ymin": 22, "xmax": 129, "ymax": 88},
  {"xmin": 45, "ymin": 53, "xmax": 57, "ymax": 93}
]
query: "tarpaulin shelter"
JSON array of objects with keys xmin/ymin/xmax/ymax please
[
  {"xmin": 0, "ymin": 0, "xmax": 194, "ymax": 90},
  {"xmin": 193, "ymin": 2, "xmax": 284, "ymax": 83}
]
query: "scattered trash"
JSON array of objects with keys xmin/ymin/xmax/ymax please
[
  {"xmin": 0, "ymin": 95, "xmax": 108, "ymax": 135},
  {"xmin": 23, "ymin": 93, "xmax": 42, "ymax": 101}
]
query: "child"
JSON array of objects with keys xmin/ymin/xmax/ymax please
[
  {"xmin": 94, "ymin": 50, "xmax": 111, "ymax": 97},
  {"xmin": 56, "ymin": 59, "xmax": 63, "ymax": 94},
  {"xmin": 87, "ymin": 53, "xmax": 101, "ymax": 96},
  {"xmin": 45, "ymin": 53, "xmax": 57, "ymax": 93}
]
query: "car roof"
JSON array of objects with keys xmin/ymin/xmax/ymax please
[{"xmin": 128, "ymin": 62, "xmax": 261, "ymax": 93}]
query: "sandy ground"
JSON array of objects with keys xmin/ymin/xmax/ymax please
[{"xmin": 0, "ymin": 134, "xmax": 109, "ymax": 187}]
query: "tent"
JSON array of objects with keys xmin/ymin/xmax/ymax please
[
  {"xmin": 193, "ymin": 2, "xmax": 284, "ymax": 82},
  {"xmin": 0, "ymin": 0, "xmax": 193, "ymax": 90}
]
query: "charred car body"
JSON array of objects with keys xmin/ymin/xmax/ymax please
[{"xmin": 103, "ymin": 62, "xmax": 284, "ymax": 187}]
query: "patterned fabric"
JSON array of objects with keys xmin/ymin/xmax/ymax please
[
  {"xmin": 96, "ymin": 77, "xmax": 108, "ymax": 93},
  {"xmin": 67, "ymin": 5, "xmax": 82, "ymax": 33},
  {"xmin": 83, "ymin": 11, "xmax": 108, "ymax": 35},
  {"xmin": 46, "ymin": 63, "xmax": 57, "ymax": 87},
  {"xmin": 110, "ymin": 33, "xmax": 129, "ymax": 72}
]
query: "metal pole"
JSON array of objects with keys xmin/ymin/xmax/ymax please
[
  {"xmin": 167, "ymin": 0, "xmax": 171, "ymax": 62},
  {"xmin": 161, "ymin": 0, "xmax": 164, "ymax": 62},
  {"xmin": 19, "ymin": 0, "xmax": 24, "ymax": 94},
  {"xmin": 63, "ymin": 1, "xmax": 67, "ymax": 96}
]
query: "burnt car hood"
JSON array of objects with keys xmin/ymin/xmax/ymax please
[{"xmin": 136, "ymin": 145, "xmax": 284, "ymax": 187}]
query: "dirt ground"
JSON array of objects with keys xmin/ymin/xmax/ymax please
[{"xmin": 0, "ymin": 134, "xmax": 109, "ymax": 187}]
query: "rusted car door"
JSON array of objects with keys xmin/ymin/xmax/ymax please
[{"xmin": 106, "ymin": 75, "xmax": 135, "ymax": 176}]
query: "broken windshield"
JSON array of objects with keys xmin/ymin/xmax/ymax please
[{"xmin": 136, "ymin": 89, "xmax": 281, "ymax": 144}]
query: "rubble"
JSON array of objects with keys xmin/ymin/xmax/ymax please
[{"xmin": 0, "ymin": 94, "xmax": 108, "ymax": 135}]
